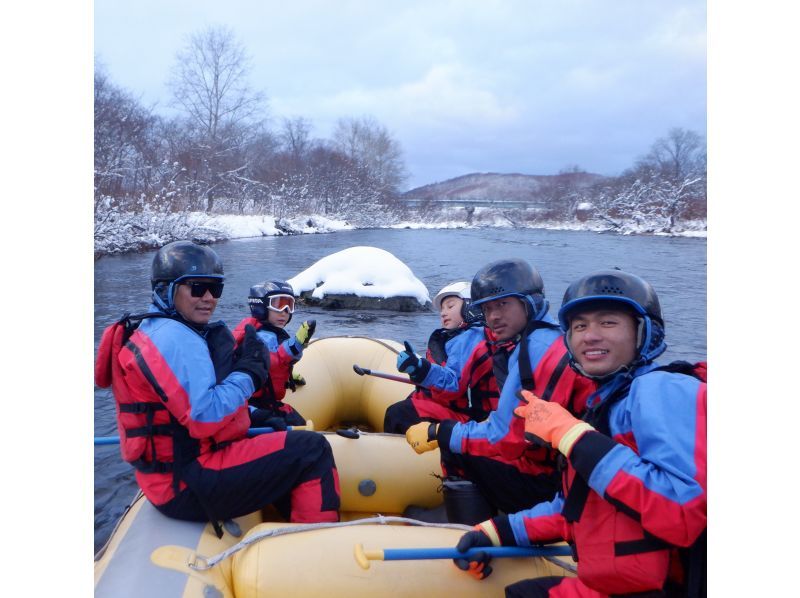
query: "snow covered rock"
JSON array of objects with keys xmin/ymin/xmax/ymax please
[{"xmin": 288, "ymin": 246, "xmax": 431, "ymax": 312}]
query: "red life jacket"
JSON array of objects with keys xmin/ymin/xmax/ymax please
[
  {"xmin": 95, "ymin": 314, "xmax": 181, "ymax": 468},
  {"xmin": 96, "ymin": 313, "xmax": 246, "ymax": 473},
  {"xmin": 433, "ymin": 330, "xmax": 504, "ymax": 422},
  {"xmin": 232, "ymin": 317, "xmax": 295, "ymax": 406},
  {"xmin": 502, "ymin": 337, "xmax": 595, "ymax": 475},
  {"xmin": 560, "ymin": 361, "xmax": 708, "ymax": 596}
]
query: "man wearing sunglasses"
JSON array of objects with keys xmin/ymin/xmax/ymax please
[
  {"xmin": 95, "ymin": 241, "xmax": 341, "ymax": 535},
  {"xmin": 232, "ymin": 280, "xmax": 317, "ymax": 430}
]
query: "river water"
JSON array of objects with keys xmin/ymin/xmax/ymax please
[{"xmin": 93, "ymin": 227, "xmax": 706, "ymax": 553}]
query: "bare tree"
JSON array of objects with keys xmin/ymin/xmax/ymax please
[
  {"xmin": 94, "ymin": 62, "xmax": 160, "ymax": 204},
  {"xmin": 168, "ymin": 25, "xmax": 266, "ymax": 212},
  {"xmin": 279, "ymin": 117, "xmax": 313, "ymax": 163},
  {"xmin": 638, "ymin": 127, "xmax": 706, "ymax": 181},
  {"xmin": 332, "ymin": 116, "xmax": 407, "ymax": 197}
]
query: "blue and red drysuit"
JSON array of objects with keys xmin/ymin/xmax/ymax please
[
  {"xmin": 94, "ymin": 308, "xmax": 340, "ymax": 529},
  {"xmin": 232, "ymin": 317, "xmax": 306, "ymax": 427},
  {"xmin": 384, "ymin": 324, "xmax": 502, "ymax": 433},
  {"xmin": 484, "ymin": 363, "xmax": 707, "ymax": 597},
  {"xmin": 435, "ymin": 318, "xmax": 596, "ymax": 514}
]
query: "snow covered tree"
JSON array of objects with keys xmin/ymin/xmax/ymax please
[
  {"xmin": 94, "ymin": 63, "xmax": 160, "ymax": 205},
  {"xmin": 279, "ymin": 117, "xmax": 314, "ymax": 166},
  {"xmin": 332, "ymin": 116, "xmax": 407, "ymax": 199},
  {"xmin": 585, "ymin": 128, "xmax": 706, "ymax": 232},
  {"xmin": 168, "ymin": 25, "xmax": 267, "ymax": 212},
  {"xmin": 637, "ymin": 127, "xmax": 706, "ymax": 181}
]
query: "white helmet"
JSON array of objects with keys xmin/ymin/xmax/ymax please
[{"xmin": 433, "ymin": 281, "xmax": 471, "ymax": 312}]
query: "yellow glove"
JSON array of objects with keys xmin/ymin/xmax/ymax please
[
  {"xmin": 514, "ymin": 390, "xmax": 594, "ymax": 456},
  {"xmin": 406, "ymin": 422, "xmax": 439, "ymax": 454},
  {"xmin": 295, "ymin": 319, "xmax": 316, "ymax": 347}
]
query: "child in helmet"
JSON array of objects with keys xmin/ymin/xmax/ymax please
[
  {"xmin": 232, "ymin": 280, "xmax": 316, "ymax": 430},
  {"xmin": 383, "ymin": 281, "xmax": 490, "ymax": 434}
]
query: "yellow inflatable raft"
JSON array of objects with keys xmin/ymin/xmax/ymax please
[{"xmin": 94, "ymin": 336, "xmax": 575, "ymax": 597}]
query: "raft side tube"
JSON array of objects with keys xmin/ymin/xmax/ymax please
[
  {"xmin": 231, "ymin": 523, "xmax": 574, "ymax": 598},
  {"xmin": 325, "ymin": 432, "xmax": 443, "ymax": 512},
  {"xmin": 287, "ymin": 337, "xmax": 409, "ymax": 431}
]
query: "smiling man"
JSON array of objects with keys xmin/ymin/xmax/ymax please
[
  {"xmin": 95, "ymin": 241, "xmax": 340, "ymax": 534},
  {"xmin": 567, "ymin": 306, "xmax": 638, "ymax": 378},
  {"xmin": 453, "ymin": 270, "xmax": 707, "ymax": 597},
  {"xmin": 404, "ymin": 259, "xmax": 595, "ymax": 521}
]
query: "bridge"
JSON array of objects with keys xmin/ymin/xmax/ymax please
[{"xmin": 400, "ymin": 197, "xmax": 547, "ymax": 210}]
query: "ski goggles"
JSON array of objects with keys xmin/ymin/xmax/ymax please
[
  {"xmin": 185, "ymin": 281, "xmax": 225, "ymax": 299},
  {"xmin": 266, "ymin": 294, "xmax": 296, "ymax": 313}
]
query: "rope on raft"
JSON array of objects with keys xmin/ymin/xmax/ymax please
[
  {"xmin": 187, "ymin": 515, "xmax": 576, "ymax": 574},
  {"xmin": 188, "ymin": 515, "xmax": 472, "ymax": 570}
]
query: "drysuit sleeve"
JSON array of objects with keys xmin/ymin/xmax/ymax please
[
  {"xmin": 503, "ymin": 494, "xmax": 572, "ymax": 546},
  {"xmin": 441, "ymin": 331, "xmax": 557, "ymax": 456},
  {"xmin": 122, "ymin": 322, "xmax": 254, "ymax": 439},
  {"xmin": 417, "ymin": 327, "xmax": 484, "ymax": 393}
]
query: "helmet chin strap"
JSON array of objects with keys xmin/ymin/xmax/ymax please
[
  {"xmin": 635, "ymin": 317, "xmax": 648, "ymax": 357},
  {"xmin": 152, "ymin": 282, "xmax": 177, "ymax": 313},
  {"xmin": 637, "ymin": 317, "xmax": 667, "ymax": 362},
  {"xmin": 569, "ymin": 356, "xmax": 634, "ymax": 382},
  {"xmin": 524, "ymin": 294, "xmax": 549, "ymax": 322}
]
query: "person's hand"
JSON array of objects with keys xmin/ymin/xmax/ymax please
[
  {"xmin": 295, "ymin": 320, "xmax": 316, "ymax": 347},
  {"xmin": 233, "ymin": 325, "xmax": 270, "ymax": 389},
  {"xmin": 513, "ymin": 390, "xmax": 594, "ymax": 456},
  {"xmin": 287, "ymin": 371, "xmax": 306, "ymax": 392},
  {"xmin": 405, "ymin": 421, "xmax": 439, "ymax": 454},
  {"xmin": 249, "ymin": 409, "xmax": 288, "ymax": 431},
  {"xmin": 453, "ymin": 522, "xmax": 500, "ymax": 580},
  {"xmin": 397, "ymin": 341, "xmax": 423, "ymax": 374},
  {"xmin": 396, "ymin": 341, "xmax": 431, "ymax": 382}
]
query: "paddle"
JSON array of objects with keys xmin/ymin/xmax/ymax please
[
  {"xmin": 353, "ymin": 543, "xmax": 573, "ymax": 569},
  {"xmin": 352, "ymin": 364, "xmax": 416, "ymax": 385},
  {"xmin": 94, "ymin": 421, "xmax": 314, "ymax": 446}
]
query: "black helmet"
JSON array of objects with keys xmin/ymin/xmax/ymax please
[
  {"xmin": 558, "ymin": 270, "xmax": 666, "ymax": 373},
  {"xmin": 471, "ymin": 258, "xmax": 548, "ymax": 320},
  {"xmin": 248, "ymin": 280, "xmax": 296, "ymax": 323},
  {"xmin": 151, "ymin": 241, "xmax": 224, "ymax": 310}
]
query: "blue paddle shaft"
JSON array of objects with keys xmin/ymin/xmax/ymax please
[
  {"xmin": 94, "ymin": 436, "xmax": 121, "ymax": 446},
  {"xmin": 383, "ymin": 545, "xmax": 572, "ymax": 561}
]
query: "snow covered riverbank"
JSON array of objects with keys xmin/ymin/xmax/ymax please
[
  {"xmin": 94, "ymin": 208, "xmax": 706, "ymax": 257},
  {"xmin": 93, "ymin": 209, "xmax": 354, "ymax": 257}
]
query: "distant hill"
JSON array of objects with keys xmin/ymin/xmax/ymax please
[{"xmin": 402, "ymin": 172, "xmax": 606, "ymax": 205}]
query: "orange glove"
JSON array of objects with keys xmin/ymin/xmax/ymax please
[{"xmin": 513, "ymin": 390, "xmax": 594, "ymax": 456}]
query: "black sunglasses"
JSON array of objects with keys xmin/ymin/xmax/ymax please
[{"xmin": 186, "ymin": 281, "xmax": 224, "ymax": 298}]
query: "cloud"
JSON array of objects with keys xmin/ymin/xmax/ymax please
[
  {"xmin": 330, "ymin": 64, "xmax": 520, "ymax": 127},
  {"xmin": 96, "ymin": 0, "xmax": 707, "ymax": 188}
]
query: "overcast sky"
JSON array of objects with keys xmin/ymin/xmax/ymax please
[{"xmin": 94, "ymin": 0, "xmax": 706, "ymax": 190}]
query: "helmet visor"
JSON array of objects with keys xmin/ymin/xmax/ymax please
[{"xmin": 267, "ymin": 294, "xmax": 295, "ymax": 313}]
